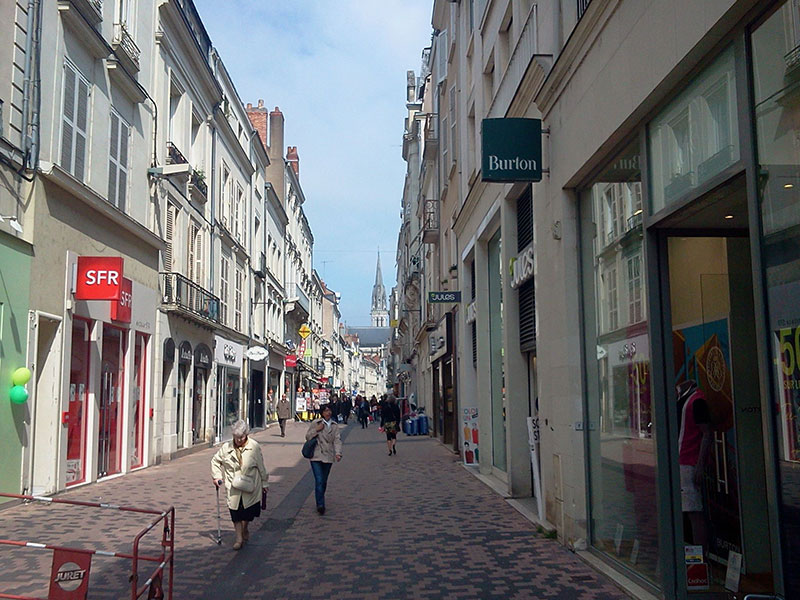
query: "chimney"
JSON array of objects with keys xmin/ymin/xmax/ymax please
[
  {"xmin": 245, "ymin": 99, "xmax": 268, "ymax": 150},
  {"xmin": 286, "ymin": 146, "xmax": 299, "ymax": 178},
  {"xmin": 268, "ymin": 107, "xmax": 284, "ymax": 163}
]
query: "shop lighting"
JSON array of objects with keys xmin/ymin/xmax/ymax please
[
  {"xmin": 784, "ymin": 183, "xmax": 794, "ymax": 189},
  {"xmin": 0, "ymin": 215, "xmax": 23, "ymax": 233},
  {"xmin": 724, "ymin": 215, "xmax": 734, "ymax": 220}
]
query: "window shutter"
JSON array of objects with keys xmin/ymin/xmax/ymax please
[
  {"xmin": 437, "ymin": 30, "xmax": 448, "ymax": 83},
  {"xmin": 471, "ymin": 321, "xmax": 477, "ymax": 366},
  {"xmin": 61, "ymin": 64, "xmax": 76, "ymax": 174},
  {"xmin": 117, "ymin": 121, "xmax": 129, "ymax": 211},
  {"xmin": 74, "ymin": 78, "xmax": 89, "ymax": 181},
  {"xmin": 187, "ymin": 221, "xmax": 195, "ymax": 281},
  {"xmin": 195, "ymin": 227, "xmax": 203, "ymax": 285},
  {"xmin": 516, "ymin": 187, "xmax": 533, "ymax": 252},
  {"xmin": 164, "ymin": 204, "xmax": 175, "ymax": 271},
  {"xmin": 519, "ymin": 279, "xmax": 536, "ymax": 353},
  {"xmin": 449, "ymin": 86, "xmax": 457, "ymax": 164}
]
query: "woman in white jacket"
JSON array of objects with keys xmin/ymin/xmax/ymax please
[{"xmin": 211, "ymin": 420, "xmax": 269, "ymax": 549}]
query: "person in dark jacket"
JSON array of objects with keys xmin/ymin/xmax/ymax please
[
  {"xmin": 380, "ymin": 396, "xmax": 402, "ymax": 455},
  {"xmin": 329, "ymin": 394, "xmax": 340, "ymax": 423},
  {"xmin": 357, "ymin": 395, "xmax": 370, "ymax": 428}
]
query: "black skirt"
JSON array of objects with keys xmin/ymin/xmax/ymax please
[{"xmin": 229, "ymin": 498, "xmax": 261, "ymax": 523}]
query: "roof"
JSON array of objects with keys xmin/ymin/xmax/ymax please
[{"xmin": 346, "ymin": 327, "xmax": 391, "ymax": 348}]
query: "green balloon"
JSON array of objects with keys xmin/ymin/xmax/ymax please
[
  {"xmin": 9, "ymin": 385, "xmax": 28, "ymax": 404},
  {"xmin": 12, "ymin": 367, "xmax": 31, "ymax": 386}
]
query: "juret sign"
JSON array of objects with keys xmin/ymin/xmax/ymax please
[{"xmin": 481, "ymin": 118, "xmax": 543, "ymax": 182}]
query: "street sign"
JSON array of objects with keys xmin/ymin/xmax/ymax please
[
  {"xmin": 245, "ymin": 346, "xmax": 269, "ymax": 361},
  {"xmin": 298, "ymin": 324, "xmax": 311, "ymax": 339},
  {"xmin": 428, "ymin": 291, "xmax": 461, "ymax": 303}
]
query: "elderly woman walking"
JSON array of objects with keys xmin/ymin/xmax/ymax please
[
  {"xmin": 305, "ymin": 404, "xmax": 342, "ymax": 515},
  {"xmin": 211, "ymin": 420, "xmax": 269, "ymax": 550}
]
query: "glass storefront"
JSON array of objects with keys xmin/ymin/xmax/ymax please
[
  {"xmin": 99, "ymin": 324, "xmax": 126, "ymax": 478},
  {"xmin": 488, "ymin": 229, "xmax": 507, "ymax": 472},
  {"xmin": 67, "ymin": 318, "xmax": 91, "ymax": 486},
  {"xmin": 130, "ymin": 332, "xmax": 148, "ymax": 469},
  {"xmin": 581, "ymin": 139, "xmax": 659, "ymax": 582},
  {"xmin": 752, "ymin": 3, "xmax": 800, "ymax": 595}
]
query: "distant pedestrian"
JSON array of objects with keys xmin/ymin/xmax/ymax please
[
  {"xmin": 313, "ymin": 396, "xmax": 321, "ymax": 420},
  {"xmin": 341, "ymin": 396, "xmax": 352, "ymax": 424},
  {"xmin": 211, "ymin": 420, "xmax": 269, "ymax": 550},
  {"xmin": 380, "ymin": 395, "xmax": 402, "ymax": 456},
  {"xmin": 358, "ymin": 396, "xmax": 370, "ymax": 429},
  {"xmin": 305, "ymin": 404, "xmax": 343, "ymax": 515},
  {"xmin": 276, "ymin": 393, "xmax": 291, "ymax": 437}
]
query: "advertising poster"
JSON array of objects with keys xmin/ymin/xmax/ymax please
[
  {"xmin": 673, "ymin": 317, "xmax": 741, "ymax": 565},
  {"xmin": 295, "ymin": 395, "xmax": 307, "ymax": 412},
  {"xmin": 462, "ymin": 407, "xmax": 479, "ymax": 465}
]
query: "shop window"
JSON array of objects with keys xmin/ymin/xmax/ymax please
[
  {"xmin": 580, "ymin": 138, "xmax": 658, "ymax": 583},
  {"xmin": 752, "ymin": 3, "xmax": 800, "ymax": 594},
  {"xmin": 648, "ymin": 46, "xmax": 739, "ymax": 213},
  {"xmin": 67, "ymin": 318, "xmax": 92, "ymax": 486}
]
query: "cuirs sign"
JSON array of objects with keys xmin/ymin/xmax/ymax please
[{"xmin": 75, "ymin": 257, "xmax": 124, "ymax": 301}]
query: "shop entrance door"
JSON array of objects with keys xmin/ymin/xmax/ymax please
[
  {"xmin": 249, "ymin": 369, "xmax": 264, "ymax": 429},
  {"xmin": 98, "ymin": 325, "xmax": 125, "ymax": 478},
  {"xmin": 192, "ymin": 367, "xmax": 207, "ymax": 444},
  {"xmin": 659, "ymin": 181, "xmax": 774, "ymax": 596},
  {"xmin": 176, "ymin": 364, "xmax": 188, "ymax": 449}
]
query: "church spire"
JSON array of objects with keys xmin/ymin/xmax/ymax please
[{"xmin": 371, "ymin": 250, "xmax": 389, "ymax": 327}]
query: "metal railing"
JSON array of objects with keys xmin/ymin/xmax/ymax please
[
  {"xmin": 161, "ymin": 272, "xmax": 220, "ymax": 324},
  {"xmin": 166, "ymin": 142, "xmax": 188, "ymax": 165},
  {"xmin": 113, "ymin": 22, "xmax": 141, "ymax": 70},
  {"xmin": 577, "ymin": 0, "xmax": 592, "ymax": 21}
]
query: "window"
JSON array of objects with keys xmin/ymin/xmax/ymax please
[
  {"xmin": 221, "ymin": 164, "xmax": 230, "ymax": 226},
  {"xmin": 220, "ymin": 253, "xmax": 230, "ymax": 325},
  {"xmin": 449, "ymin": 86, "xmax": 457, "ymax": 166},
  {"xmin": 605, "ymin": 266, "xmax": 619, "ymax": 332},
  {"xmin": 234, "ymin": 263, "xmax": 243, "ymax": 332},
  {"xmin": 234, "ymin": 184, "xmax": 243, "ymax": 240},
  {"xmin": 627, "ymin": 254, "xmax": 642, "ymax": 324},
  {"xmin": 187, "ymin": 220, "xmax": 203, "ymax": 284},
  {"xmin": 108, "ymin": 111, "xmax": 130, "ymax": 211},
  {"xmin": 61, "ymin": 62, "xmax": 90, "ymax": 181}
]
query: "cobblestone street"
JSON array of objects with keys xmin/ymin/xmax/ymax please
[{"xmin": 0, "ymin": 422, "xmax": 627, "ymax": 599}]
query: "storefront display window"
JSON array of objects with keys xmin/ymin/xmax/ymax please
[
  {"xmin": 487, "ymin": 229, "xmax": 506, "ymax": 471},
  {"xmin": 131, "ymin": 333, "xmax": 147, "ymax": 469},
  {"xmin": 67, "ymin": 318, "xmax": 91, "ymax": 486},
  {"xmin": 99, "ymin": 324, "xmax": 126, "ymax": 478},
  {"xmin": 752, "ymin": 4, "xmax": 800, "ymax": 594},
  {"xmin": 648, "ymin": 46, "xmax": 739, "ymax": 214},
  {"xmin": 581, "ymin": 139, "xmax": 659, "ymax": 582}
]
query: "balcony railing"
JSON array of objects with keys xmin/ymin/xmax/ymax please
[
  {"xmin": 577, "ymin": 0, "xmax": 592, "ymax": 21},
  {"xmin": 112, "ymin": 22, "xmax": 140, "ymax": 72},
  {"xmin": 161, "ymin": 272, "xmax": 220, "ymax": 325},
  {"xmin": 422, "ymin": 198, "xmax": 439, "ymax": 243},
  {"xmin": 167, "ymin": 142, "xmax": 188, "ymax": 165},
  {"xmin": 189, "ymin": 169, "xmax": 208, "ymax": 201}
]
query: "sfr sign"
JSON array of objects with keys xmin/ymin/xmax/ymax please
[{"xmin": 75, "ymin": 257, "xmax": 124, "ymax": 301}]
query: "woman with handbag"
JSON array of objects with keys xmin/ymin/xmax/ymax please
[
  {"xmin": 380, "ymin": 395, "xmax": 402, "ymax": 456},
  {"xmin": 304, "ymin": 404, "xmax": 342, "ymax": 515},
  {"xmin": 211, "ymin": 420, "xmax": 269, "ymax": 550}
]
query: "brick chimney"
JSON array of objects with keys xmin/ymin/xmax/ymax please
[
  {"xmin": 286, "ymin": 146, "xmax": 299, "ymax": 178},
  {"xmin": 245, "ymin": 99, "xmax": 268, "ymax": 149}
]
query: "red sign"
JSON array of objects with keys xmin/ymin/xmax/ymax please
[
  {"xmin": 75, "ymin": 257, "xmax": 124, "ymax": 301},
  {"xmin": 320, "ymin": 377, "xmax": 329, "ymax": 383},
  {"xmin": 285, "ymin": 354, "xmax": 297, "ymax": 368},
  {"xmin": 686, "ymin": 563, "xmax": 710, "ymax": 591},
  {"xmin": 110, "ymin": 277, "xmax": 132, "ymax": 322},
  {"xmin": 49, "ymin": 548, "xmax": 92, "ymax": 599}
]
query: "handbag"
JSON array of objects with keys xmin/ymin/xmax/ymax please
[
  {"xmin": 232, "ymin": 471, "xmax": 256, "ymax": 493},
  {"xmin": 301, "ymin": 436, "xmax": 318, "ymax": 459}
]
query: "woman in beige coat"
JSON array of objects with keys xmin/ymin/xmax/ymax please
[
  {"xmin": 211, "ymin": 420, "xmax": 269, "ymax": 549},
  {"xmin": 305, "ymin": 404, "xmax": 342, "ymax": 515}
]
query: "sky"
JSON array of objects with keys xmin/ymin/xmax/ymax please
[{"xmin": 193, "ymin": 0, "xmax": 434, "ymax": 326}]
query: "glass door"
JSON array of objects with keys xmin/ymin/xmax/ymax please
[
  {"xmin": 98, "ymin": 325, "xmax": 125, "ymax": 478},
  {"xmin": 67, "ymin": 318, "xmax": 91, "ymax": 485}
]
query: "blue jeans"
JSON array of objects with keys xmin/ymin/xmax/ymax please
[{"xmin": 310, "ymin": 460, "xmax": 332, "ymax": 508}]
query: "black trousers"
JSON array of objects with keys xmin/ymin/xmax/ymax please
[{"xmin": 278, "ymin": 418, "xmax": 287, "ymax": 434}]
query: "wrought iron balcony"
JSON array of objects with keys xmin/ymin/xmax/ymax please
[
  {"xmin": 422, "ymin": 198, "xmax": 439, "ymax": 243},
  {"xmin": 577, "ymin": 0, "xmax": 592, "ymax": 21},
  {"xmin": 167, "ymin": 142, "xmax": 188, "ymax": 165},
  {"xmin": 189, "ymin": 169, "xmax": 208, "ymax": 202},
  {"xmin": 161, "ymin": 272, "xmax": 220, "ymax": 326},
  {"xmin": 112, "ymin": 22, "xmax": 140, "ymax": 72}
]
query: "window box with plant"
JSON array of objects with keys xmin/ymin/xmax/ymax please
[{"xmin": 190, "ymin": 168, "xmax": 208, "ymax": 201}]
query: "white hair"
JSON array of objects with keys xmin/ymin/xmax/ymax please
[{"xmin": 231, "ymin": 419, "xmax": 249, "ymax": 438}]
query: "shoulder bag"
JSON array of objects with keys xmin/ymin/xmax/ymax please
[
  {"xmin": 301, "ymin": 436, "xmax": 318, "ymax": 459},
  {"xmin": 232, "ymin": 471, "xmax": 256, "ymax": 493}
]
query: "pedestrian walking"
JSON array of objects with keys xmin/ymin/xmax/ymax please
[
  {"xmin": 342, "ymin": 396, "xmax": 352, "ymax": 424},
  {"xmin": 210, "ymin": 420, "xmax": 269, "ymax": 550},
  {"xmin": 357, "ymin": 395, "xmax": 370, "ymax": 429},
  {"xmin": 380, "ymin": 395, "xmax": 402, "ymax": 456},
  {"xmin": 276, "ymin": 393, "xmax": 291, "ymax": 437},
  {"xmin": 330, "ymin": 394, "xmax": 341, "ymax": 423},
  {"xmin": 305, "ymin": 404, "xmax": 342, "ymax": 515}
]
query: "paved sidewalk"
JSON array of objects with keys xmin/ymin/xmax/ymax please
[{"xmin": 0, "ymin": 421, "xmax": 628, "ymax": 599}]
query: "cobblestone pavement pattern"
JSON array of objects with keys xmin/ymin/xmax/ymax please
[{"xmin": 0, "ymin": 421, "xmax": 628, "ymax": 599}]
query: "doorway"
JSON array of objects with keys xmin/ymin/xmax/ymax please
[
  {"xmin": 99, "ymin": 325, "xmax": 125, "ymax": 478},
  {"xmin": 658, "ymin": 180, "xmax": 774, "ymax": 596},
  {"xmin": 249, "ymin": 369, "xmax": 264, "ymax": 429}
]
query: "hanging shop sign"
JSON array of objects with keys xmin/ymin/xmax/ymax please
[
  {"xmin": 75, "ymin": 256, "xmax": 124, "ymax": 301},
  {"xmin": 245, "ymin": 346, "xmax": 269, "ymax": 361},
  {"xmin": 481, "ymin": 118, "xmax": 543, "ymax": 182},
  {"xmin": 194, "ymin": 343, "xmax": 213, "ymax": 369},
  {"xmin": 298, "ymin": 324, "xmax": 311, "ymax": 339},
  {"xmin": 109, "ymin": 277, "xmax": 133, "ymax": 322},
  {"xmin": 285, "ymin": 354, "xmax": 297, "ymax": 368},
  {"xmin": 178, "ymin": 341, "xmax": 193, "ymax": 365},
  {"xmin": 509, "ymin": 244, "xmax": 535, "ymax": 290},
  {"xmin": 214, "ymin": 336, "xmax": 243, "ymax": 369},
  {"xmin": 428, "ymin": 291, "xmax": 461, "ymax": 303}
]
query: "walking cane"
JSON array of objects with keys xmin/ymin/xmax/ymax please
[{"xmin": 215, "ymin": 483, "xmax": 223, "ymax": 545}]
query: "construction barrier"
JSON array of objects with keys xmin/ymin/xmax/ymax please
[{"xmin": 0, "ymin": 493, "xmax": 174, "ymax": 600}]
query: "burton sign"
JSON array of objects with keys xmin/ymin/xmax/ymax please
[{"xmin": 481, "ymin": 118, "xmax": 543, "ymax": 182}]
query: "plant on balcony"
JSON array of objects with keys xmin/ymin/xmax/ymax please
[{"xmin": 191, "ymin": 168, "xmax": 208, "ymax": 194}]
